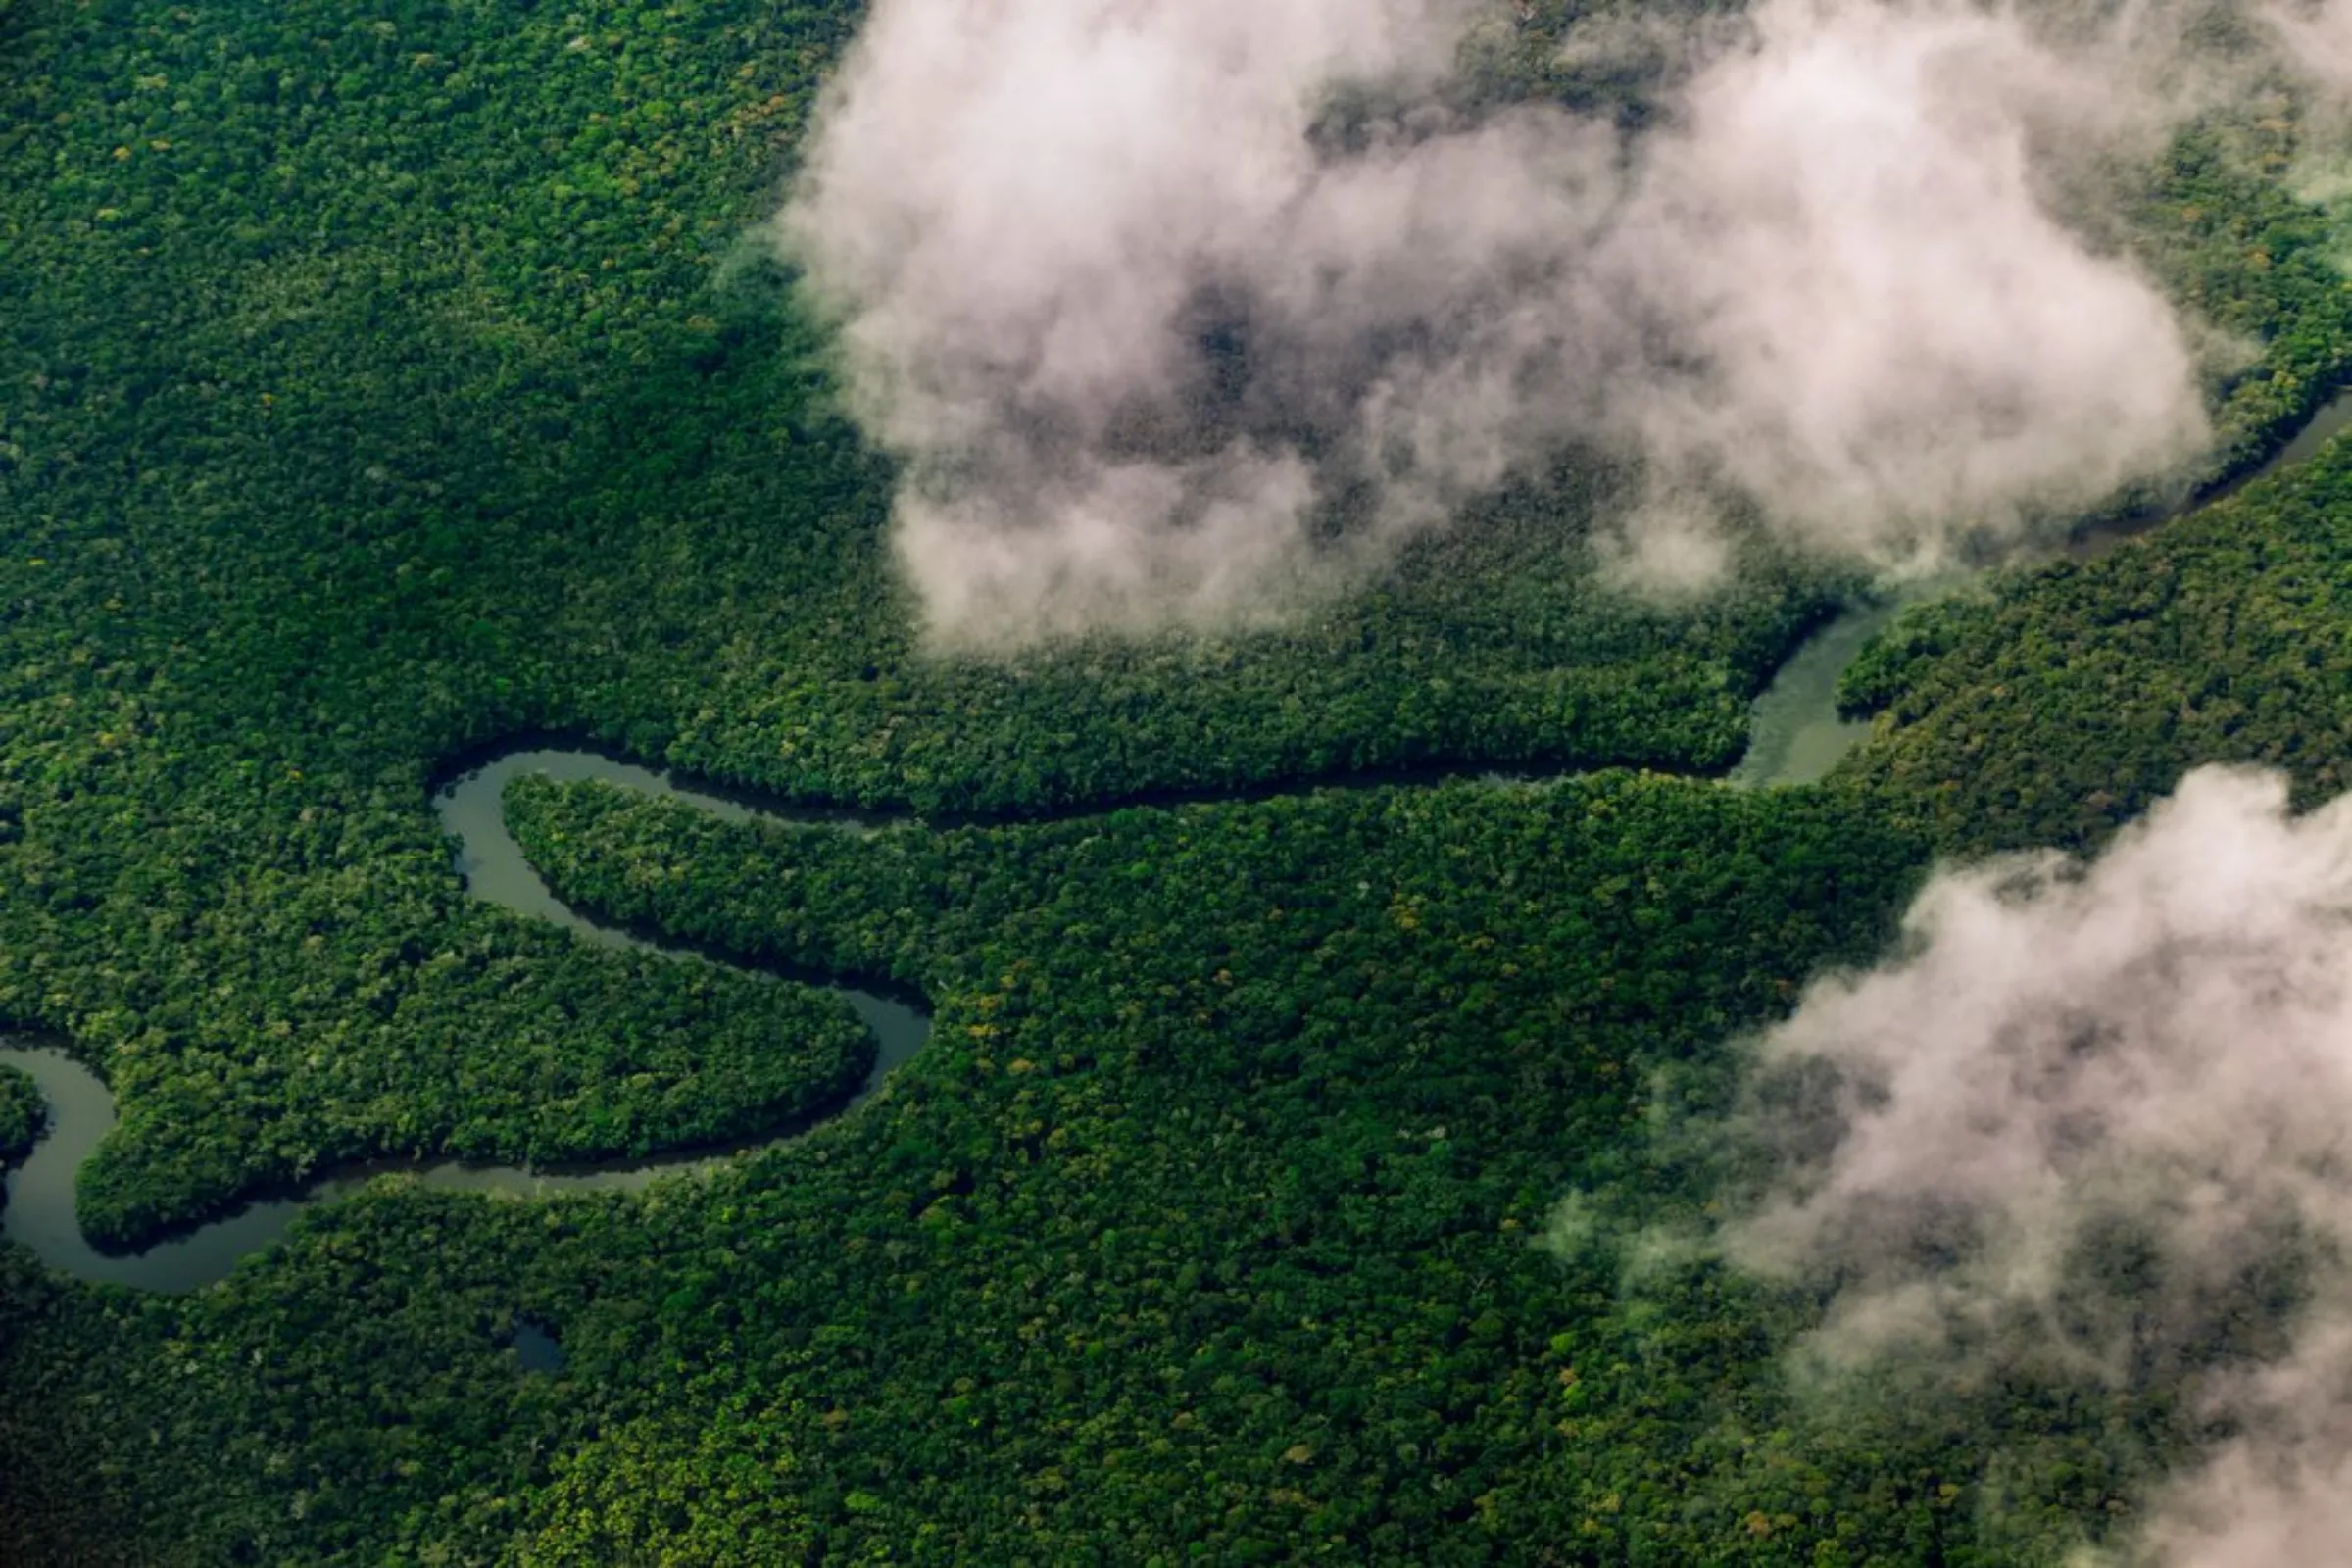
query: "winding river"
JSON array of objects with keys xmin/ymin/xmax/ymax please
[
  {"xmin": 0, "ymin": 755, "xmax": 929, "ymax": 1294},
  {"xmin": 7, "ymin": 393, "xmax": 2349, "ymax": 1294}
]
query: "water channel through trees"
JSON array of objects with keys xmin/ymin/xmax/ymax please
[{"xmin": 8, "ymin": 393, "xmax": 2350, "ymax": 1293}]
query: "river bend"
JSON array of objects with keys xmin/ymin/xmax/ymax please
[{"xmin": 7, "ymin": 391, "xmax": 2348, "ymax": 1293}]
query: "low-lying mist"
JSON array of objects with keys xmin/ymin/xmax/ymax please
[
  {"xmin": 770, "ymin": 0, "xmax": 2345, "ymax": 651},
  {"xmin": 1662, "ymin": 765, "xmax": 2352, "ymax": 1564}
]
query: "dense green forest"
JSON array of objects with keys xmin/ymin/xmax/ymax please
[
  {"xmin": 1836, "ymin": 429, "xmax": 2352, "ymax": 858},
  {"xmin": 0, "ymin": 0, "xmax": 1874, "ymax": 1242},
  {"xmin": 0, "ymin": 1063, "xmax": 38, "ymax": 1166},
  {"xmin": 4, "ymin": 0, "xmax": 2352, "ymax": 1561}
]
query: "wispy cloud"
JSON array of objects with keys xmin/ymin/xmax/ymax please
[
  {"xmin": 1719, "ymin": 766, "xmax": 2352, "ymax": 1564},
  {"xmin": 773, "ymin": 0, "xmax": 2252, "ymax": 648}
]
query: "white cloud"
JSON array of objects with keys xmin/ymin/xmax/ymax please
[
  {"xmin": 1723, "ymin": 766, "xmax": 2352, "ymax": 1564},
  {"xmin": 776, "ymin": 0, "xmax": 2225, "ymax": 648}
]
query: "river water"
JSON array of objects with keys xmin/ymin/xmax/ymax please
[
  {"xmin": 1728, "ymin": 390, "xmax": 2352, "ymax": 787},
  {"xmin": 7, "ymin": 390, "xmax": 2348, "ymax": 1292},
  {"xmin": 0, "ymin": 757, "xmax": 928, "ymax": 1293}
]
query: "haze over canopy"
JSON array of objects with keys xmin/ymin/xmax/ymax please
[
  {"xmin": 1722, "ymin": 766, "xmax": 2352, "ymax": 1565},
  {"xmin": 775, "ymin": 0, "xmax": 2228, "ymax": 649}
]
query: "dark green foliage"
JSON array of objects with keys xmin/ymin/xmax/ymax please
[
  {"xmin": 0, "ymin": 0, "xmax": 1846, "ymax": 1244},
  {"xmin": 1834, "ymin": 591, "xmax": 1988, "ymax": 719},
  {"xmin": 2129, "ymin": 123, "xmax": 2352, "ymax": 479},
  {"xmin": 0, "ymin": 1064, "xmax": 39, "ymax": 1168},
  {"xmin": 0, "ymin": 0, "xmax": 2349, "ymax": 1562},
  {"xmin": 0, "ymin": 1062, "xmax": 38, "ymax": 1184},
  {"xmin": 1835, "ymin": 435, "xmax": 2352, "ymax": 857},
  {"xmin": 5, "ymin": 771, "xmax": 1944, "ymax": 1564}
]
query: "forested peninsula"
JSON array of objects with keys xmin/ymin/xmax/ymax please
[{"xmin": 6, "ymin": 0, "xmax": 2352, "ymax": 1562}]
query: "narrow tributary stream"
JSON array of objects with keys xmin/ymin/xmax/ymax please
[{"xmin": 9, "ymin": 393, "xmax": 2350, "ymax": 1292}]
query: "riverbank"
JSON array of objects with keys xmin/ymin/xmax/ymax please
[{"xmin": 9, "ymin": 387, "xmax": 2349, "ymax": 1291}]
